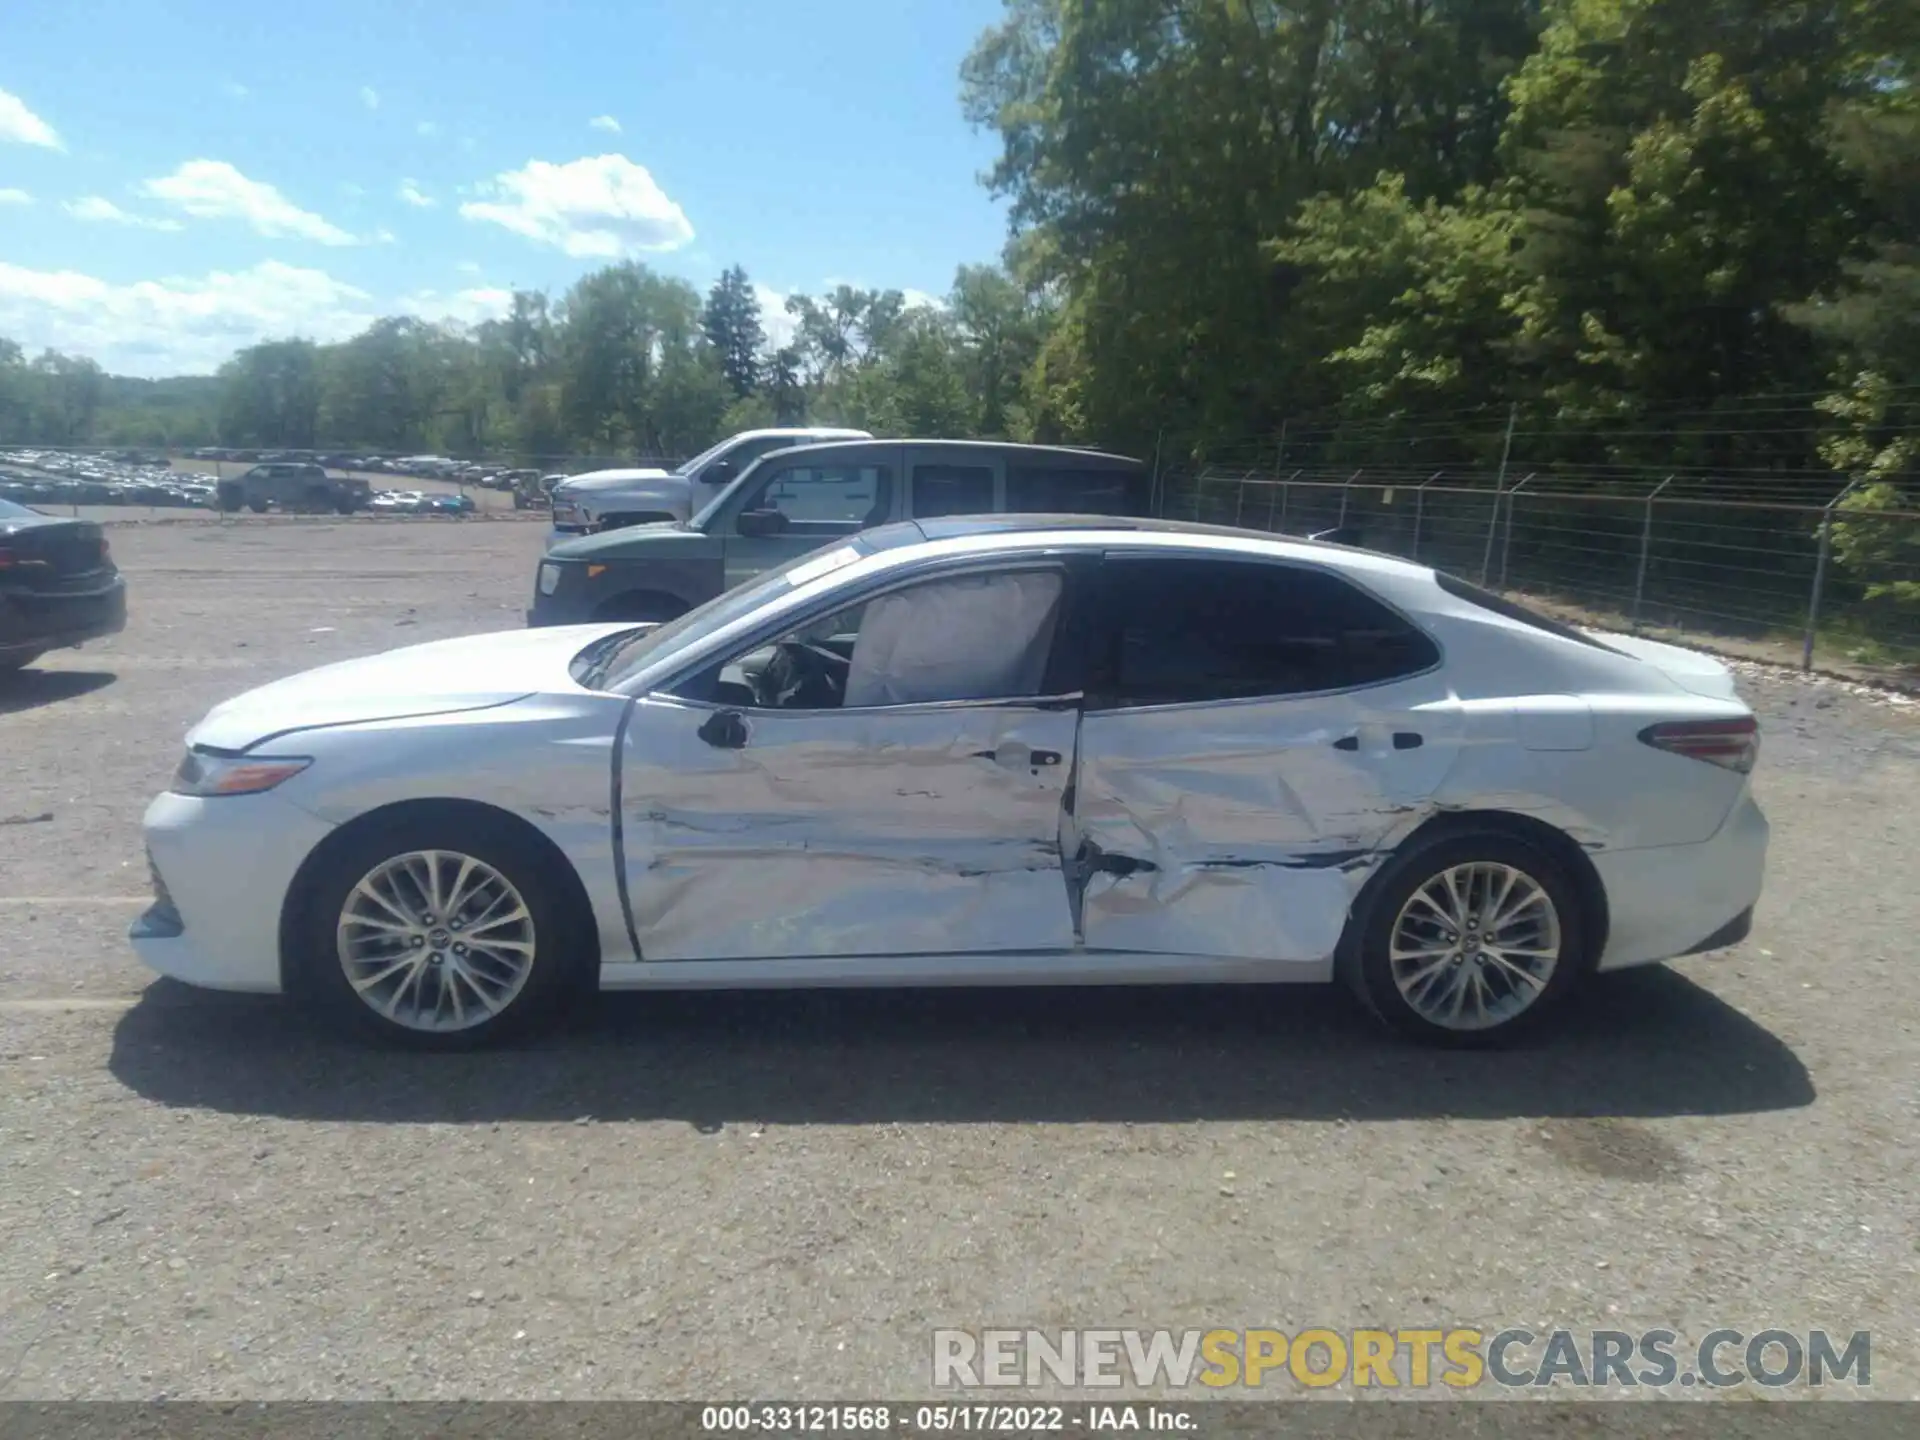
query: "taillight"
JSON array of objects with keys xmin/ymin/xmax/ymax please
[
  {"xmin": 1639, "ymin": 717, "xmax": 1759, "ymax": 774},
  {"xmin": 0, "ymin": 547, "xmax": 12, "ymax": 570}
]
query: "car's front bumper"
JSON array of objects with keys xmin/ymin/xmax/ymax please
[
  {"xmin": 128, "ymin": 789, "xmax": 337, "ymax": 993},
  {"xmin": 1591, "ymin": 791, "xmax": 1769, "ymax": 970},
  {"xmin": 0, "ymin": 574, "xmax": 127, "ymax": 659}
]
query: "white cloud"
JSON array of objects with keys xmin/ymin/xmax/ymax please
[
  {"xmin": 402, "ymin": 286, "xmax": 514, "ymax": 327},
  {"xmin": 902, "ymin": 288, "xmax": 946, "ymax": 312},
  {"xmin": 460, "ymin": 153, "xmax": 692, "ymax": 258},
  {"xmin": 397, "ymin": 178, "xmax": 435, "ymax": 208},
  {"xmin": 0, "ymin": 188, "xmax": 31, "ymax": 206},
  {"xmin": 0, "ymin": 87, "xmax": 61, "ymax": 149},
  {"xmin": 589, "ymin": 115, "xmax": 621, "ymax": 134},
  {"xmin": 65, "ymin": 195, "xmax": 184, "ymax": 230},
  {"xmin": 373, "ymin": 227, "xmax": 397, "ymax": 245},
  {"xmin": 416, "ymin": 120, "xmax": 441, "ymax": 138},
  {"xmin": 139, "ymin": 160, "xmax": 357, "ymax": 245},
  {"xmin": 753, "ymin": 283, "xmax": 799, "ymax": 351},
  {"xmin": 0, "ymin": 259, "xmax": 378, "ymax": 375},
  {"xmin": 361, "ymin": 86, "xmax": 380, "ymax": 110},
  {"xmin": 456, "ymin": 260, "xmax": 482, "ymax": 274},
  {"xmin": 225, "ymin": 81, "xmax": 250, "ymax": 100}
]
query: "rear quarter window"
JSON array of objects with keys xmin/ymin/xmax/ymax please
[
  {"xmin": 1433, "ymin": 573, "xmax": 1625, "ymax": 654},
  {"xmin": 1008, "ymin": 465, "xmax": 1149, "ymax": 517}
]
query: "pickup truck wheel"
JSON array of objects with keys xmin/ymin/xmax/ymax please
[{"xmin": 247, "ymin": 499, "xmax": 269, "ymax": 514}]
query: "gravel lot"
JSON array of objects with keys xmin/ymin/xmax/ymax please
[{"xmin": 2, "ymin": 518, "xmax": 1918, "ymax": 1402}]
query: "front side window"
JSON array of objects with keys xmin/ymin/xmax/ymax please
[
  {"xmin": 680, "ymin": 568, "xmax": 1066, "ymax": 712},
  {"xmin": 1090, "ymin": 557, "xmax": 1440, "ymax": 708},
  {"xmin": 741, "ymin": 464, "xmax": 893, "ymax": 535}
]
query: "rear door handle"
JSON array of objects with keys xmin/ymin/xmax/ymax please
[
  {"xmin": 1393, "ymin": 732, "xmax": 1423, "ymax": 750},
  {"xmin": 1332, "ymin": 735, "xmax": 1359, "ymax": 752}
]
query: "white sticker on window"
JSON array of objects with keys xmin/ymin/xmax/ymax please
[{"xmin": 785, "ymin": 545, "xmax": 863, "ymax": 588}]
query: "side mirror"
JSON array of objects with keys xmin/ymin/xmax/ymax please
[
  {"xmin": 736, "ymin": 508, "xmax": 789, "ymax": 538},
  {"xmin": 704, "ymin": 459, "xmax": 736, "ymax": 485}
]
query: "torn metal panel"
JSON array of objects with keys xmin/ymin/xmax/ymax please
[
  {"xmin": 1070, "ymin": 682, "xmax": 1467, "ymax": 962},
  {"xmin": 621, "ymin": 697, "xmax": 1078, "ymax": 960}
]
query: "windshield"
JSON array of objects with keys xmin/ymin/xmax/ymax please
[
  {"xmin": 583, "ymin": 537, "xmax": 877, "ymax": 691},
  {"xmin": 669, "ymin": 433, "xmax": 740, "ymax": 479}
]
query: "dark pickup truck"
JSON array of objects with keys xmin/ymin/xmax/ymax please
[
  {"xmin": 218, "ymin": 463, "xmax": 372, "ymax": 515},
  {"xmin": 529, "ymin": 438, "xmax": 1149, "ymax": 626},
  {"xmin": 0, "ymin": 499, "xmax": 128, "ymax": 671}
]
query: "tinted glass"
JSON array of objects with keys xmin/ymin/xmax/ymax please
[
  {"xmin": 1434, "ymin": 572, "xmax": 1624, "ymax": 654},
  {"xmin": 1092, "ymin": 557, "xmax": 1440, "ymax": 707},
  {"xmin": 1008, "ymin": 465, "xmax": 1149, "ymax": 517},
  {"xmin": 911, "ymin": 463, "xmax": 995, "ymax": 518}
]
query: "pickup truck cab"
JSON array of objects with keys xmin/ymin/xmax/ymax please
[
  {"xmin": 529, "ymin": 438, "xmax": 1148, "ymax": 625},
  {"xmin": 544, "ymin": 426, "xmax": 869, "ymax": 549}
]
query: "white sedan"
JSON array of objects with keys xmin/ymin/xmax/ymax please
[{"xmin": 132, "ymin": 517, "xmax": 1768, "ymax": 1048}]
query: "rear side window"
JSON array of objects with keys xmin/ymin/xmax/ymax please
[
  {"xmin": 1091, "ymin": 557, "xmax": 1440, "ymax": 707},
  {"xmin": 1434, "ymin": 573, "xmax": 1623, "ymax": 654},
  {"xmin": 911, "ymin": 463, "xmax": 996, "ymax": 518},
  {"xmin": 1008, "ymin": 465, "xmax": 1149, "ymax": 517}
]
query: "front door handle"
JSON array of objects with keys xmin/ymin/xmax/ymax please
[
  {"xmin": 971, "ymin": 744, "xmax": 1064, "ymax": 770},
  {"xmin": 697, "ymin": 709, "xmax": 748, "ymax": 750},
  {"xmin": 1332, "ymin": 735, "xmax": 1359, "ymax": 752},
  {"xmin": 1393, "ymin": 731, "xmax": 1423, "ymax": 750}
]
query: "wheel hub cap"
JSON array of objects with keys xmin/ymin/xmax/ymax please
[
  {"xmin": 1388, "ymin": 862, "xmax": 1562, "ymax": 1032},
  {"xmin": 336, "ymin": 849, "xmax": 537, "ymax": 1033}
]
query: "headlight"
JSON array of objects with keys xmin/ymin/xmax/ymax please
[
  {"xmin": 171, "ymin": 750, "xmax": 312, "ymax": 797},
  {"xmin": 538, "ymin": 561, "xmax": 563, "ymax": 595}
]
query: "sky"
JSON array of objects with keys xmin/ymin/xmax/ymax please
[{"xmin": 0, "ymin": 0, "xmax": 1013, "ymax": 377}]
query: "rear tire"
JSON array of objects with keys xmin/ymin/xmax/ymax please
[
  {"xmin": 247, "ymin": 499, "xmax": 269, "ymax": 514},
  {"xmin": 287, "ymin": 811, "xmax": 590, "ymax": 1049},
  {"xmin": 1340, "ymin": 830, "xmax": 1591, "ymax": 1047},
  {"xmin": 0, "ymin": 650, "xmax": 46, "ymax": 673}
]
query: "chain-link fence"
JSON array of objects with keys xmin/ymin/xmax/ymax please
[{"xmin": 1159, "ymin": 463, "xmax": 1920, "ymax": 676}]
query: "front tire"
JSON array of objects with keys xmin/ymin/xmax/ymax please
[
  {"xmin": 1342, "ymin": 831, "xmax": 1590, "ymax": 1047},
  {"xmin": 288, "ymin": 813, "xmax": 587, "ymax": 1048}
]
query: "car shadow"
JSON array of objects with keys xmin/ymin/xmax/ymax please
[
  {"xmin": 0, "ymin": 667, "xmax": 115, "ymax": 715},
  {"xmin": 108, "ymin": 965, "xmax": 1813, "ymax": 1128}
]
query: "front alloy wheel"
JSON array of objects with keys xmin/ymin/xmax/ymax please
[{"xmin": 337, "ymin": 850, "xmax": 537, "ymax": 1033}]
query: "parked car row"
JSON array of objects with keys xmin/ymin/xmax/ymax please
[
  {"xmin": 368, "ymin": 488, "xmax": 476, "ymax": 516},
  {"xmin": 1, "ymin": 449, "xmax": 217, "ymax": 509}
]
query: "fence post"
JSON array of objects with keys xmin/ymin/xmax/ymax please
[
  {"xmin": 1274, "ymin": 470, "xmax": 1298, "ymax": 533},
  {"xmin": 1496, "ymin": 474, "xmax": 1535, "ymax": 590},
  {"xmin": 1409, "ymin": 472, "xmax": 1442, "ymax": 562},
  {"xmin": 1630, "ymin": 476, "xmax": 1673, "ymax": 633},
  {"xmin": 1235, "ymin": 477, "xmax": 1247, "ymax": 527},
  {"xmin": 1479, "ymin": 403, "xmax": 1520, "ymax": 583},
  {"xmin": 1337, "ymin": 470, "xmax": 1362, "ymax": 528},
  {"xmin": 1148, "ymin": 429, "xmax": 1165, "ymax": 518},
  {"xmin": 1803, "ymin": 480, "xmax": 1862, "ymax": 671}
]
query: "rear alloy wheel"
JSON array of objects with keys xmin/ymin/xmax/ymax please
[
  {"xmin": 293, "ymin": 816, "xmax": 583, "ymax": 1047},
  {"xmin": 1345, "ymin": 833, "xmax": 1588, "ymax": 1046}
]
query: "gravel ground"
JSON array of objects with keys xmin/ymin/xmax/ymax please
[{"xmin": 1, "ymin": 520, "xmax": 1918, "ymax": 1402}]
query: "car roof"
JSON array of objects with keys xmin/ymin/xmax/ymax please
[
  {"xmin": 756, "ymin": 438, "xmax": 1143, "ymax": 467},
  {"xmin": 885, "ymin": 515, "xmax": 1437, "ymax": 582}
]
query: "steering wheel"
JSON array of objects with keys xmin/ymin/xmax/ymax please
[{"xmin": 758, "ymin": 641, "xmax": 847, "ymax": 710}]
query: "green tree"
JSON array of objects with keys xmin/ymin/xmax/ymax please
[
  {"xmin": 218, "ymin": 339, "xmax": 321, "ymax": 447},
  {"xmin": 701, "ymin": 265, "xmax": 765, "ymax": 399}
]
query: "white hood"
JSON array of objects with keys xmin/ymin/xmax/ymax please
[{"xmin": 189, "ymin": 625, "xmax": 633, "ymax": 751}]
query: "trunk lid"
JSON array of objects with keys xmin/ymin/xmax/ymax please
[{"xmin": 1589, "ymin": 631, "xmax": 1742, "ymax": 701}]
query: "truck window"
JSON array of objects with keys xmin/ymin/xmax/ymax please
[{"xmin": 1007, "ymin": 465, "xmax": 1149, "ymax": 517}]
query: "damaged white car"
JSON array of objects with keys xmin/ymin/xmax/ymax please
[{"xmin": 132, "ymin": 517, "xmax": 1768, "ymax": 1048}]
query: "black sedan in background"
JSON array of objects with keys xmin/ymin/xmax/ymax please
[{"xmin": 0, "ymin": 499, "xmax": 127, "ymax": 671}]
